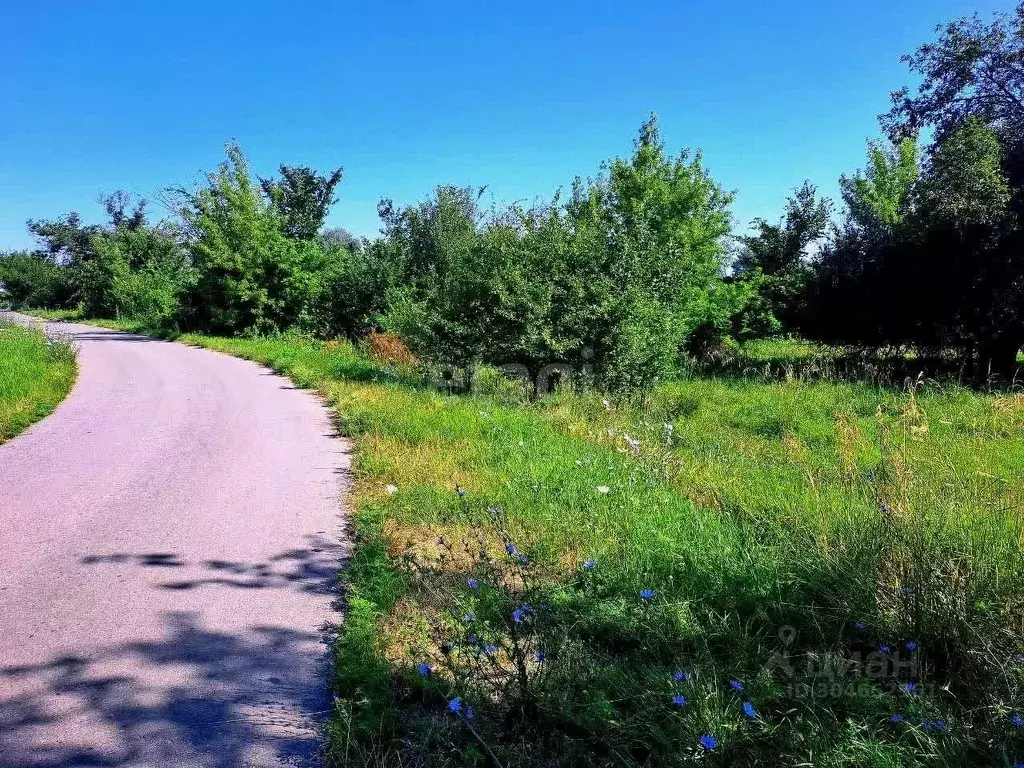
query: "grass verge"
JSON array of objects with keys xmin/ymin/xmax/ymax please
[
  {"xmin": 0, "ymin": 320, "xmax": 77, "ymax": 443},
  {"xmin": 153, "ymin": 332, "xmax": 1024, "ymax": 768}
]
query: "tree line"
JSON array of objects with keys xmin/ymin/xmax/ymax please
[{"xmin": 3, "ymin": 3, "xmax": 1024, "ymax": 385}]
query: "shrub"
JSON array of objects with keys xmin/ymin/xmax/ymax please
[
  {"xmin": 378, "ymin": 117, "xmax": 740, "ymax": 390},
  {"xmin": 365, "ymin": 331, "xmax": 417, "ymax": 367},
  {"xmin": 0, "ymin": 251, "xmax": 72, "ymax": 309},
  {"xmin": 175, "ymin": 143, "xmax": 333, "ymax": 335}
]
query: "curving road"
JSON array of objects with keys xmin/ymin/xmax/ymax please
[{"xmin": 0, "ymin": 313, "xmax": 349, "ymax": 768}]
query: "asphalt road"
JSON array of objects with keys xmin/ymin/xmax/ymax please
[{"xmin": 0, "ymin": 314, "xmax": 349, "ymax": 767}]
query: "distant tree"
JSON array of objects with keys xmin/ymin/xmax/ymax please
[
  {"xmin": 319, "ymin": 227, "xmax": 359, "ymax": 251},
  {"xmin": 840, "ymin": 138, "xmax": 919, "ymax": 233},
  {"xmin": 26, "ymin": 212, "xmax": 102, "ymax": 267},
  {"xmin": 732, "ymin": 182, "xmax": 831, "ymax": 337},
  {"xmin": 259, "ymin": 165, "xmax": 344, "ymax": 240},
  {"xmin": 0, "ymin": 251, "xmax": 71, "ymax": 308}
]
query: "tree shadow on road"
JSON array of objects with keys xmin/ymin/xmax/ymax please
[{"xmin": 0, "ymin": 539, "xmax": 348, "ymax": 768}]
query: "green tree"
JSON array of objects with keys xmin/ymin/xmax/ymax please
[
  {"xmin": 260, "ymin": 165, "xmax": 344, "ymax": 240},
  {"xmin": 840, "ymin": 138, "xmax": 919, "ymax": 232},
  {"xmin": 882, "ymin": 4, "xmax": 1024, "ymax": 142},
  {"xmin": 732, "ymin": 182, "xmax": 831, "ymax": 338},
  {"xmin": 0, "ymin": 251, "xmax": 71, "ymax": 308},
  {"xmin": 174, "ymin": 143, "xmax": 331, "ymax": 334}
]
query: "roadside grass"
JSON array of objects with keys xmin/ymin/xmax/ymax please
[
  {"xmin": 0, "ymin": 321, "xmax": 76, "ymax": 443},
  {"xmin": 159, "ymin": 332, "xmax": 1024, "ymax": 767}
]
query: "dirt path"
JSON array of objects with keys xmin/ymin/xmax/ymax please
[{"xmin": 0, "ymin": 315, "xmax": 349, "ymax": 767}]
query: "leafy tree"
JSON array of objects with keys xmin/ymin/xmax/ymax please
[
  {"xmin": 86, "ymin": 224, "xmax": 195, "ymax": 326},
  {"xmin": 0, "ymin": 251, "xmax": 71, "ymax": 308},
  {"xmin": 564, "ymin": 115, "xmax": 737, "ymax": 386},
  {"xmin": 882, "ymin": 4, "xmax": 1024, "ymax": 142},
  {"xmin": 840, "ymin": 138, "xmax": 919, "ymax": 232},
  {"xmin": 732, "ymin": 182, "xmax": 831, "ymax": 338},
  {"xmin": 380, "ymin": 116, "xmax": 739, "ymax": 389},
  {"xmin": 26, "ymin": 212, "xmax": 102, "ymax": 267},
  {"xmin": 260, "ymin": 165, "xmax": 344, "ymax": 240},
  {"xmin": 806, "ymin": 121, "xmax": 1023, "ymax": 376},
  {"xmin": 910, "ymin": 119, "xmax": 1020, "ymax": 373},
  {"xmin": 174, "ymin": 143, "xmax": 331, "ymax": 334}
]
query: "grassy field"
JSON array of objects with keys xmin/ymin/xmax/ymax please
[
  {"xmin": 0, "ymin": 321, "xmax": 77, "ymax": 443},
  {"xmin": 156, "ymin": 332, "xmax": 1024, "ymax": 768}
]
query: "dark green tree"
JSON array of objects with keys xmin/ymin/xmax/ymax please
[
  {"xmin": 259, "ymin": 164, "xmax": 344, "ymax": 240},
  {"xmin": 882, "ymin": 4, "xmax": 1024, "ymax": 142},
  {"xmin": 732, "ymin": 182, "xmax": 831, "ymax": 338}
]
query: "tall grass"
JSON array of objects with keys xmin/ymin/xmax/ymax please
[
  {"xmin": 119, "ymin": 332, "xmax": 1024, "ymax": 766},
  {"xmin": 0, "ymin": 321, "xmax": 77, "ymax": 442}
]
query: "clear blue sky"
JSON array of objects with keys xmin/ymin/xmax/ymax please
[{"xmin": 0, "ymin": 0, "xmax": 1015, "ymax": 250}]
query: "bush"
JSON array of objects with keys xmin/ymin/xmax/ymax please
[
  {"xmin": 0, "ymin": 251, "xmax": 72, "ymax": 309},
  {"xmin": 84, "ymin": 225, "xmax": 195, "ymax": 327},
  {"xmin": 175, "ymin": 143, "xmax": 334, "ymax": 335},
  {"xmin": 365, "ymin": 331, "xmax": 418, "ymax": 367},
  {"xmin": 378, "ymin": 117, "xmax": 740, "ymax": 390}
]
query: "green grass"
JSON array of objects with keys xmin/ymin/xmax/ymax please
[
  {"xmin": 149, "ymin": 331, "xmax": 1024, "ymax": 767},
  {"xmin": 0, "ymin": 321, "xmax": 77, "ymax": 442}
]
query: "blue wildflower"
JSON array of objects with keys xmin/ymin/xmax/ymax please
[
  {"xmin": 640, "ymin": 588, "xmax": 656, "ymax": 600},
  {"xmin": 923, "ymin": 719, "xmax": 947, "ymax": 732},
  {"xmin": 505, "ymin": 543, "xmax": 518, "ymax": 557},
  {"xmin": 512, "ymin": 608, "xmax": 525, "ymax": 624},
  {"xmin": 906, "ymin": 641, "xmax": 918, "ymax": 651},
  {"xmin": 485, "ymin": 644, "xmax": 497, "ymax": 655},
  {"xmin": 902, "ymin": 682, "xmax": 917, "ymax": 694},
  {"xmin": 729, "ymin": 680, "xmax": 745, "ymax": 692},
  {"xmin": 534, "ymin": 650, "xmax": 546, "ymax": 662},
  {"xmin": 698, "ymin": 734, "xmax": 718, "ymax": 750},
  {"xmin": 464, "ymin": 705, "xmax": 474, "ymax": 719},
  {"xmin": 671, "ymin": 694, "xmax": 687, "ymax": 707},
  {"xmin": 877, "ymin": 644, "xmax": 891, "ymax": 654},
  {"xmin": 583, "ymin": 559, "xmax": 597, "ymax": 569},
  {"xmin": 673, "ymin": 670, "xmax": 690, "ymax": 683},
  {"xmin": 742, "ymin": 701, "xmax": 758, "ymax": 718},
  {"xmin": 416, "ymin": 662, "xmax": 431, "ymax": 677},
  {"xmin": 1012, "ymin": 713, "xmax": 1024, "ymax": 728},
  {"xmin": 463, "ymin": 613, "xmax": 474, "ymax": 623},
  {"xmin": 467, "ymin": 578, "xmax": 479, "ymax": 589},
  {"xmin": 854, "ymin": 621, "xmax": 867, "ymax": 631},
  {"xmin": 448, "ymin": 697, "xmax": 463, "ymax": 713},
  {"xmin": 517, "ymin": 554, "xmax": 528, "ymax": 564},
  {"xmin": 890, "ymin": 713, "xmax": 905, "ymax": 723}
]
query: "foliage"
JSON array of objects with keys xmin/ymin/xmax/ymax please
[
  {"xmin": 840, "ymin": 138, "xmax": 919, "ymax": 233},
  {"xmin": 260, "ymin": 164, "xmax": 344, "ymax": 240},
  {"xmin": 0, "ymin": 251, "xmax": 72, "ymax": 308},
  {"xmin": 806, "ymin": 120, "xmax": 1023, "ymax": 377},
  {"xmin": 174, "ymin": 143, "xmax": 335, "ymax": 334},
  {"xmin": 0, "ymin": 320, "xmax": 76, "ymax": 443},
  {"xmin": 732, "ymin": 182, "xmax": 831, "ymax": 339},
  {"xmin": 380, "ymin": 116, "xmax": 738, "ymax": 389},
  {"xmin": 86, "ymin": 224, "xmax": 196, "ymax": 328},
  {"xmin": 882, "ymin": 3, "xmax": 1024, "ymax": 142}
]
